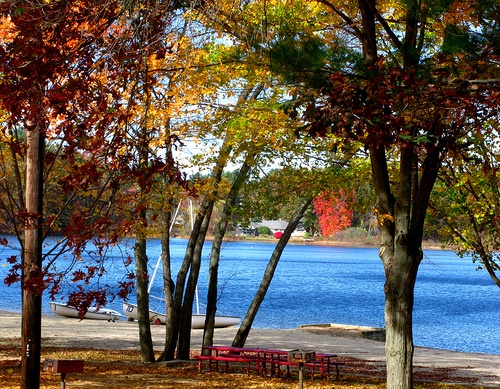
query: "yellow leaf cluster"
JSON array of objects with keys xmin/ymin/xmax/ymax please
[{"xmin": 0, "ymin": 15, "xmax": 16, "ymax": 43}]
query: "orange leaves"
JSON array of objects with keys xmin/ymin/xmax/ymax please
[
  {"xmin": 313, "ymin": 189, "xmax": 353, "ymax": 237},
  {"xmin": 0, "ymin": 14, "xmax": 16, "ymax": 43}
]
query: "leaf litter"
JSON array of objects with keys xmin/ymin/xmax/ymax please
[{"xmin": 0, "ymin": 341, "xmax": 478, "ymax": 389}]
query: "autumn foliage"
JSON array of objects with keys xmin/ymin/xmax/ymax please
[{"xmin": 313, "ymin": 190, "xmax": 352, "ymax": 237}]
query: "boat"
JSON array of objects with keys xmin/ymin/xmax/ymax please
[
  {"xmin": 123, "ymin": 200, "xmax": 241, "ymax": 329},
  {"xmin": 50, "ymin": 301, "xmax": 123, "ymax": 322},
  {"xmin": 122, "ymin": 301, "xmax": 165, "ymax": 325},
  {"xmin": 122, "ymin": 301, "xmax": 240, "ymax": 328}
]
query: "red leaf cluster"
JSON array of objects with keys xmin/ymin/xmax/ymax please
[
  {"xmin": 313, "ymin": 190, "xmax": 353, "ymax": 238},
  {"xmin": 306, "ymin": 64, "xmax": 495, "ymax": 155},
  {"xmin": 0, "ymin": 0, "xmax": 120, "ymax": 126},
  {"xmin": 117, "ymin": 273, "xmax": 136, "ymax": 299},
  {"xmin": 3, "ymin": 256, "xmax": 21, "ymax": 286},
  {"xmin": 22, "ymin": 266, "xmax": 49, "ymax": 296},
  {"xmin": 66, "ymin": 288, "xmax": 108, "ymax": 318}
]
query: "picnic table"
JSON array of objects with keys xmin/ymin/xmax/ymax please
[{"xmin": 195, "ymin": 345, "xmax": 344, "ymax": 380}]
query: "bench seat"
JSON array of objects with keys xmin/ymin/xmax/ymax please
[{"xmin": 195, "ymin": 354, "xmax": 258, "ymax": 375}]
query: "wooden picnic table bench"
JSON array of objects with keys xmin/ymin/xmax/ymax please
[
  {"xmin": 256, "ymin": 348, "xmax": 343, "ymax": 380},
  {"xmin": 196, "ymin": 345, "xmax": 262, "ymax": 375}
]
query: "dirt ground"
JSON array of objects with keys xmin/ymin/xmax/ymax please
[{"xmin": 1, "ymin": 311, "xmax": 499, "ymax": 388}]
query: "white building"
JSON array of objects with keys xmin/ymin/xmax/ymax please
[{"xmin": 246, "ymin": 219, "xmax": 306, "ymax": 237}]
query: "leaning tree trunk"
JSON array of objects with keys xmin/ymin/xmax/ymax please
[
  {"xmin": 202, "ymin": 157, "xmax": 254, "ymax": 350},
  {"xmin": 177, "ymin": 203, "xmax": 214, "ymax": 359},
  {"xmin": 201, "ymin": 86, "xmax": 264, "ymax": 348},
  {"xmin": 21, "ymin": 125, "xmax": 44, "ymax": 389},
  {"xmin": 161, "ymin": 198, "xmax": 214, "ymax": 360},
  {"xmin": 163, "ymin": 131, "xmax": 233, "ymax": 360},
  {"xmin": 160, "ymin": 206, "xmax": 204, "ymax": 360},
  {"xmin": 232, "ymin": 199, "xmax": 312, "ymax": 348}
]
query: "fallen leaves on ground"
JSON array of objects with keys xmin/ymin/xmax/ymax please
[{"xmin": 0, "ymin": 340, "xmax": 478, "ymax": 389}]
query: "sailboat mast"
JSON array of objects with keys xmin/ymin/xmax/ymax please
[
  {"xmin": 147, "ymin": 201, "xmax": 182, "ymax": 294},
  {"xmin": 190, "ymin": 199, "xmax": 201, "ymax": 315}
]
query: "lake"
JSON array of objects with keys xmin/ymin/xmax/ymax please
[{"xmin": 0, "ymin": 237, "xmax": 498, "ymax": 354}]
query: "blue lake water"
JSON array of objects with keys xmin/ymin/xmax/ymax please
[{"xmin": 1, "ymin": 237, "xmax": 499, "ymax": 355}]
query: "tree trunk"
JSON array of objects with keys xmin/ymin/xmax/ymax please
[
  {"xmin": 158, "ymin": 228, "xmax": 177, "ymax": 360},
  {"xmin": 161, "ymin": 199, "xmax": 213, "ymax": 360},
  {"xmin": 380, "ymin": 246, "xmax": 421, "ymax": 389},
  {"xmin": 21, "ymin": 126, "xmax": 44, "ymax": 389},
  {"xmin": 161, "ymin": 211, "xmax": 202, "ymax": 360},
  {"xmin": 177, "ymin": 204, "xmax": 213, "ymax": 359},
  {"xmin": 133, "ymin": 133, "xmax": 155, "ymax": 362},
  {"xmin": 134, "ymin": 235, "xmax": 155, "ymax": 362},
  {"xmin": 156, "ymin": 136, "xmax": 176, "ymax": 362},
  {"xmin": 202, "ymin": 158, "xmax": 254, "ymax": 350},
  {"xmin": 232, "ymin": 199, "xmax": 312, "ymax": 348},
  {"xmin": 160, "ymin": 234, "xmax": 174, "ymax": 359},
  {"xmin": 163, "ymin": 130, "xmax": 233, "ymax": 360},
  {"xmin": 371, "ymin": 140, "xmax": 440, "ymax": 389}
]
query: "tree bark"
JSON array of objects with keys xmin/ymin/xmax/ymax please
[
  {"xmin": 21, "ymin": 125, "xmax": 44, "ymax": 389},
  {"xmin": 371, "ymin": 140, "xmax": 439, "ymax": 389},
  {"xmin": 177, "ymin": 205, "xmax": 213, "ymax": 359},
  {"xmin": 161, "ymin": 205, "xmax": 204, "ymax": 360},
  {"xmin": 202, "ymin": 157, "xmax": 254, "ymax": 350},
  {"xmin": 382, "ymin": 248, "xmax": 420, "ymax": 389},
  {"xmin": 134, "ymin": 143, "xmax": 154, "ymax": 362},
  {"xmin": 232, "ymin": 198, "xmax": 312, "ymax": 348},
  {"xmin": 134, "ymin": 235, "xmax": 155, "ymax": 362}
]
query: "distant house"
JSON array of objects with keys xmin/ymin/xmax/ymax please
[{"xmin": 242, "ymin": 219, "xmax": 306, "ymax": 237}]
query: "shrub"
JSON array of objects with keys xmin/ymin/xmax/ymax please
[{"xmin": 257, "ymin": 226, "xmax": 271, "ymax": 235}]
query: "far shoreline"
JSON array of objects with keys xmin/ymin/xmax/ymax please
[
  {"xmin": 193, "ymin": 235, "xmax": 448, "ymax": 251},
  {"xmin": 1, "ymin": 232, "xmax": 448, "ymax": 251}
]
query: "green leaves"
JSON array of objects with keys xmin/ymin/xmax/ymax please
[
  {"xmin": 442, "ymin": 25, "xmax": 483, "ymax": 56},
  {"xmin": 268, "ymin": 33, "xmax": 330, "ymax": 88}
]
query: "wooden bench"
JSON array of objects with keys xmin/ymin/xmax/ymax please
[
  {"xmin": 195, "ymin": 354, "xmax": 258, "ymax": 375},
  {"xmin": 263, "ymin": 356, "xmax": 344, "ymax": 380}
]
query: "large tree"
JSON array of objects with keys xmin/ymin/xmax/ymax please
[
  {"xmin": 299, "ymin": 2, "xmax": 499, "ymax": 388},
  {"xmin": 0, "ymin": 2, "xmax": 110, "ymax": 388},
  {"xmin": 0, "ymin": 0, "xmax": 166, "ymax": 384}
]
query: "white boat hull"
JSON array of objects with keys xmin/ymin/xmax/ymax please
[
  {"xmin": 122, "ymin": 302, "xmax": 240, "ymax": 328},
  {"xmin": 50, "ymin": 302, "xmax": 123, "ymax": 321},
  {"xmin": 123, "ymin": 302, "xmax": 166, "ymax": 324}
]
